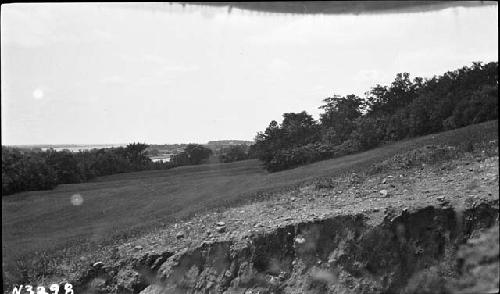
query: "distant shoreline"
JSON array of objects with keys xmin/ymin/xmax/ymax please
[{"xmin": 5, "ymin": 140, "xmax": 255, "ymax": 149}]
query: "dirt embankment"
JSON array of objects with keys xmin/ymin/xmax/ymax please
[
  {"xmin": 63, "ymin": 143, "xmax": 499, "ymax": 294},
  {"xmin": 138, "ymin": 204, "xmax": 497, "ymax": 294}
]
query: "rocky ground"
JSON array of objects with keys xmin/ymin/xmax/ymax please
[{"xmin": 6, "ymin": 144, "xmax": 499, "ymax": 294}]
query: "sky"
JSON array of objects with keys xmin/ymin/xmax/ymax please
[{"xmin": 1, "ymin": 2, "xmax": 498, "ymax": 145}]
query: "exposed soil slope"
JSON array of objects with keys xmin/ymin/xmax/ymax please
[{"xmin": 61, "ymin": 143, "xmax": 499, "ymax": 294}]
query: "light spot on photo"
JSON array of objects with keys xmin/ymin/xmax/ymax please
[
  {"xmin": 33, "ymin": 88, "xmax": 44, "ymax": 100},
  {"xmin": 71, "ymin": 193, "xmax": 84, "ymax": 206}
]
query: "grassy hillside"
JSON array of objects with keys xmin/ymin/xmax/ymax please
[{"xmin": 2, "ymin": 121, "xmax": 498, "ymax": 269}]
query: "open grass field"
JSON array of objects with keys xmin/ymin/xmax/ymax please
[{"xmin": 2, "ymin": 121, "xmax": 498, "ymax": 268}]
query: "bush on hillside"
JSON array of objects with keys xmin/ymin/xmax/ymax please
[{"xmin": 219, "ymin": 145, "xmax": 249, "ymax": 163}]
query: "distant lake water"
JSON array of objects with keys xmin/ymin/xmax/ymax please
[{"xmin": 150, "ymin": 156, "xmax": 171, "ymax": 163}]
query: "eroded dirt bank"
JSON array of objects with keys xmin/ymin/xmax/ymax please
[
  {"xmin": 68, "ymin": 146, "xmax": 498, "ymax": 294},
  {"xmin": 136, "ymin": 204, "xmax": 497, "ymax": 294}
]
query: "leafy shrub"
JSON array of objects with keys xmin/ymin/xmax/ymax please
[
  {"xmin": 219, "ymin": 145, "xmax": 249, "ymax": 163},
  {"xmin": 170, "ymin": 144, "xmax": 212, "ymax": 165}
]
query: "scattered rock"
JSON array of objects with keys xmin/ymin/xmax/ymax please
[
  {"xmin": 116, "ymin": 268, "xmax": 146, "ymax": 293},
  {"xmin": 92, "ymin": 262, "xmax": 104, "ymax": 269},
  {"xmin": 215, "ymin": 221, "xmax": 227, "ymax": 233}
]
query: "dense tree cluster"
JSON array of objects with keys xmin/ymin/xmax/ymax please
[
  {"xmin": 251, "ymin": 62, "xmax": 498, "ymax": 171},
  {"xmin": 2, "ymin": 143, "xmax": 211, "ymax": 196},
  {"xmin": 218, "ymin": 145, "xmax": 250, "ymax": 163},
  {"xmin": 170, "ymin": 144, "xmax": 213, "ymax": 165}
]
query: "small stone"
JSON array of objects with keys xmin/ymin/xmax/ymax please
[
  {"xmin": 294, "ymin": 237, "xmax": 306, "ymax": 244},
  {"xmin": 379, "ymin": 190, "xmax": 388, "ymax": 197},
  {"xmin": 290, "ymin": 197, "xmax": 296, "ymax": 202},
  {"xmin": 216, "ymin": 226, "xmax": 226, "ymax": 233},
  {"xmin": 202, "ymin": 240, "xmax": 214, "ymax": 246},
  {"xmin": 216, "ymin": 221, "xmax": 226, "ymax": 227},
  {"xmin": 92, "ymin": 261, "xmax": 104, "ymax": 269},
  {"xmin": 134, "ymin": 245, "xmax": 143, "ymax": 250},
  {"xmin": 176, "ymin": 232, "xmax": 185, "ymax": 239},
  {"xmin": 437, "ymin": 196, "xmax": 445, "ymax": 202},
  {"xmin": 382, "ymin": 178, "xmax": 387, "ymax": 184}
]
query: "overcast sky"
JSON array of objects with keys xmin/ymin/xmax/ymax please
[{"xmin": 1, "ymin": 2, "xmax": 498, "ymax": 145}]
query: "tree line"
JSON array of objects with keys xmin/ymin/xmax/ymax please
[
  {"xmin": 2, "ymin": 143, "xmax": 213, "ymax": 196},
  {"xmin": 250, "ymin": 62, "xmax": 498, "ymax": 171}
]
